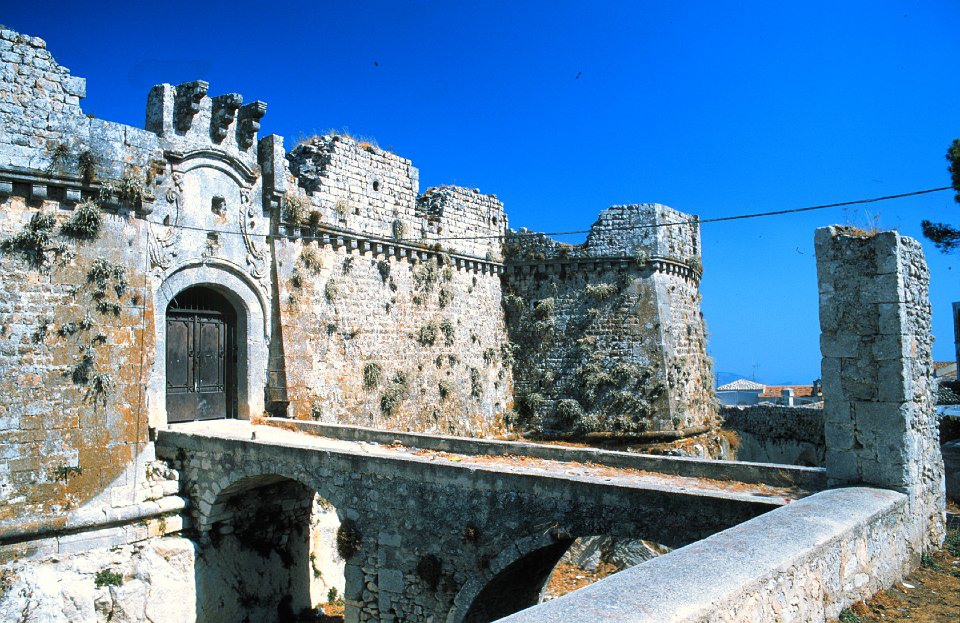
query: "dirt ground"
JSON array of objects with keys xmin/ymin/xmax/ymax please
[
  {"xmin": 408, "ymin": 447, "xmax": 807, "ymax": 501},
  {"xmin": 834, "ymin": 521, "xmax": 960, "ymax": 623},
  {"xmin": 311, "ymin": 601, "xmax": 344, "ymax": 622},
  {"xmin": 541, "ymin": 560, "xmax": 621, "ymax": 600}
]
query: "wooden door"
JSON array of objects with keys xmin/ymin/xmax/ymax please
[{"xmin": 166, "ymin": 295, "xmax": 234, "ymax": 423}]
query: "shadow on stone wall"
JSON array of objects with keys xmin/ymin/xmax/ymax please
[
  {"xmin": 463, "ymin": 540, "xmax": 571, "ymax": 623},
  {"xmin": 193, "ymin": 476, "xmax": 343, "ymax": 622}
]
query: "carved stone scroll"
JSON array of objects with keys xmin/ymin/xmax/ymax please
[
  {"xmin": 148, "ymin": 172, "xmax": 183, "ymax": 269},
  {"xmin": 210, "ymin": 93, "xmax": 242, "ymax": 143},
  {"xmin": 239, "ymin": 188, "xmax": 267, "ymax": 279},
  {"xmin": 173, "ymin": 80, "xmax": 208, "ymax": 132}
]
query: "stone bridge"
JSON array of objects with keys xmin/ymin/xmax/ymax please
[{"xmin": 156, "ymin": 419, "xmax": 823, "ymax": 623}]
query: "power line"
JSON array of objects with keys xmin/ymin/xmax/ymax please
[
  {"xmin": 145, "ymin": 186, "xmax": 953, "ymax": 243},
  {"xmin": 427, "ymin": 186, "xmax": 954, "ymax": 242}
]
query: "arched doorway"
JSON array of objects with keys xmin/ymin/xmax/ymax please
[{"xmin": 166, "ymin": 286, "xmax": 238, "ymax": 423}]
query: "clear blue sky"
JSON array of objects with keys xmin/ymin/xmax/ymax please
[{"xmin": 5, "ymin": 1, "xmax": 959, "ymax": 383}]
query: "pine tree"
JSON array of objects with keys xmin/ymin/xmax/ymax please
[{"xmin": 921, "ymin": 139, "xmax": 960, "ymax": 252}]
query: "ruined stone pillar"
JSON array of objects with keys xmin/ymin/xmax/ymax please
[{"xmin": 815, "ymin": 227, "xmax": 945, "ymax": 549}]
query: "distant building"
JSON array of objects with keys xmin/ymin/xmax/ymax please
[
  {"xmin": 934, "ymin": 361, "xmax": 957, "ymax": 383},
  {"xmin": 716, "ymin": 379, "xmax": 765, "ymax": 406},
  {"xmin": 717, "ymin": 379, "xmax": 822, "ymax": 407},
  {"xmin": 759, "ymin": 385, "xmax": 822, "ymax": 407}
]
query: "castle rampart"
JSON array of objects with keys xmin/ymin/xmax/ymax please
[{"xmin": 502, "ymin": 204, "xmax": 717, "ymax": 442}]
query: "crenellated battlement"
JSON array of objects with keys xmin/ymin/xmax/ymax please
[{"xmin": 145, "ymin": 80, "xmax": 266, "ymax": 160}]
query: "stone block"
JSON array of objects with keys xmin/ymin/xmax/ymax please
[
  {"xmin": 877, "ymin": 302, "xmax": 906, "ymax": 335},
  {"xmin": 820, "ymin": 333, "xmax": 861, "ymax": 359},
  {"xmin": 876, "ymin": 359, "xmax": 909, "ymax": 403},
  {"xmin": 820, "ymin": 357, "xmax": 843, "ymax": 400},
  {"xmin": 159, "ymin": 479, "xmax": 180, "ymax": 496},
  {"xmin": 839, "ymin": 358, "xmax": 877, "ymax": 401},
  {"xmin": 862, "ymin": 273, "xmax": 903, "ymax": 304},
  {"xmin": 378, "ymin": 568, "xmax": 404, "ymax": 593},
  {"xmin": 871, "ymin": 334, "xmax": 905, "ymax": 361},
  {"xmin": 874, "ymin": 238, "xmax": 903, "ymax": 274},
  {"xmin": 860, "ymin": 457, "xmax": 907, "ymax": 490},
  {"xmin": 61, "ymin": 75, "xmax": 85, "ymax": 98},
  {"xmin": 823, "ymin": 416, "xmax": 854, "ymax": 451},
  {"xmin": 826, "ymin": 449, "xmax": 859, "ymax": 485},
  {"xmin": 344, "ymin": 562, "xmax": 365, "ymax": 600},
  {"xmin": 852, "ymin": 401, "xmax": 900, "ymax": 433},
  {"xmin": 57, "ymin": 527, "xmax": 126, "ymax": 554}
]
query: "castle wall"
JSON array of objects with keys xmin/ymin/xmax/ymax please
[
  {"xmin": 503, "ymin": 204, "xmax": 716, "ymax": 437},
  {"xmin": 0, "ymin": 25, "xmax": 515, "ymax": 542},
  {"xmin": 275, "ymin": 240, "xmax": 512, "ymax": 434},
  {"xmin": 274, "ymin": 134, "xmax": 512, "ymax": 434},
  {"xmin": 721, "ymin": 405, "xmax": 825, "ymax": 466},
  {"xmin": 0, "ymin": 24, "xmax": 715, "ymax": 581},
  {"xmin": 0, "ymin": 32, "xmax": 180, "ymax": 544},
  {"xmin": 0, "ymin": 195, "xmax": 161, "ymax": 540}
]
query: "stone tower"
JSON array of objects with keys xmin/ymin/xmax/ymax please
[{"xmin": 502, "ymin": 203, "xmax": 718, "ymax": 443}]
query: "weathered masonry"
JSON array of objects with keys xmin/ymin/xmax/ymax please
[
  {"xmin": 503, "ymin": 206, "xmax": 715, "ymax": 441},
  {"xmin": 0, "ymin": 26, "xmax": 946, "ymax": 623}
]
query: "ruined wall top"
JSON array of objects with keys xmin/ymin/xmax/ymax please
[
  {"xmin": 587, "ymin": 203, "xmax": 700, "ymax": 259},
  {"xmin": 284, "ymin": 133, "xmax": 506, "ymax": 261},
  {"xmin": 0, "ymin": 28, "xmax": 86, "ymax": 169},
  {"xmin": 0, "ymin": 26, "xmax": 166, "ymax": 209},
  {"xmin": 506, "ymin": 203, "xmax": 701, "ymax": 268}
]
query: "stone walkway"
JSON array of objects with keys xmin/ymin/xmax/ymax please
[{"xmin": 171, "ymin": 420, "xmax": 808, "ymax": 506}]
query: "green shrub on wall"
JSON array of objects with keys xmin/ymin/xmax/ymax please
[
  {"xmin": 94, "ymin": 569, "xmax": 123, "ymax": 588},
  {"xmin": 439, "ymin": 320, "xmax": 455, "ymax": 346},
  {"xmin": 362, "ymin": 362, "xmax": 383, "ymax": 390},
  {"xmin": 324, "ymin": 280, "xmax": 339, "ymax": 302},
  {"xmin": 417, "ymin": 322, "xmax": 438, "ymax": 346},
  {"xmin": 470, "ymin": 367, "xmax": 482, "ymax": 399},
  {"xmin": 584, "ymin": 282, "xmax": 617, "ymax": 300},
  {"xmin": 380, "ymin": 372, "xmax": 409, "ymax": 415},
  {"xmin": 61, "ymin": 199, "xmax": 103, "ymax": 240},
  {"xmin": 0, "ymin": 211, "xmax": 66, "ymax": 267},
  {"xmin": 438, "ymin": 380, "xmax": 452, "ymax": 401}
]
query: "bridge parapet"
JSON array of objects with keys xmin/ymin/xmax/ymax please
[{"xmin": 265, "ymin": 417, "xmax": 827, "ymax": 491}]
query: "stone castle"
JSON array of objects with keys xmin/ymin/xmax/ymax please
[
  {"xmin": 0, "ymin": 26, "xmax": 718, "ymax": 539},
  {"xmin": 0, "ymin": 27, "xmax": 946, "ymax": 623}
]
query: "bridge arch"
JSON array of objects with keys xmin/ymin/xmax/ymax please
[
  {"xmin": 195, "ymin": 472, "xmax": 347, "ymax": 623},
  {"xmin": 148, "ymin": 260, "xmax": 269, "ymax": 425},
  {"xmin": 447, "ymin": 531, "xmax": 571, "ymax": 623}
]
